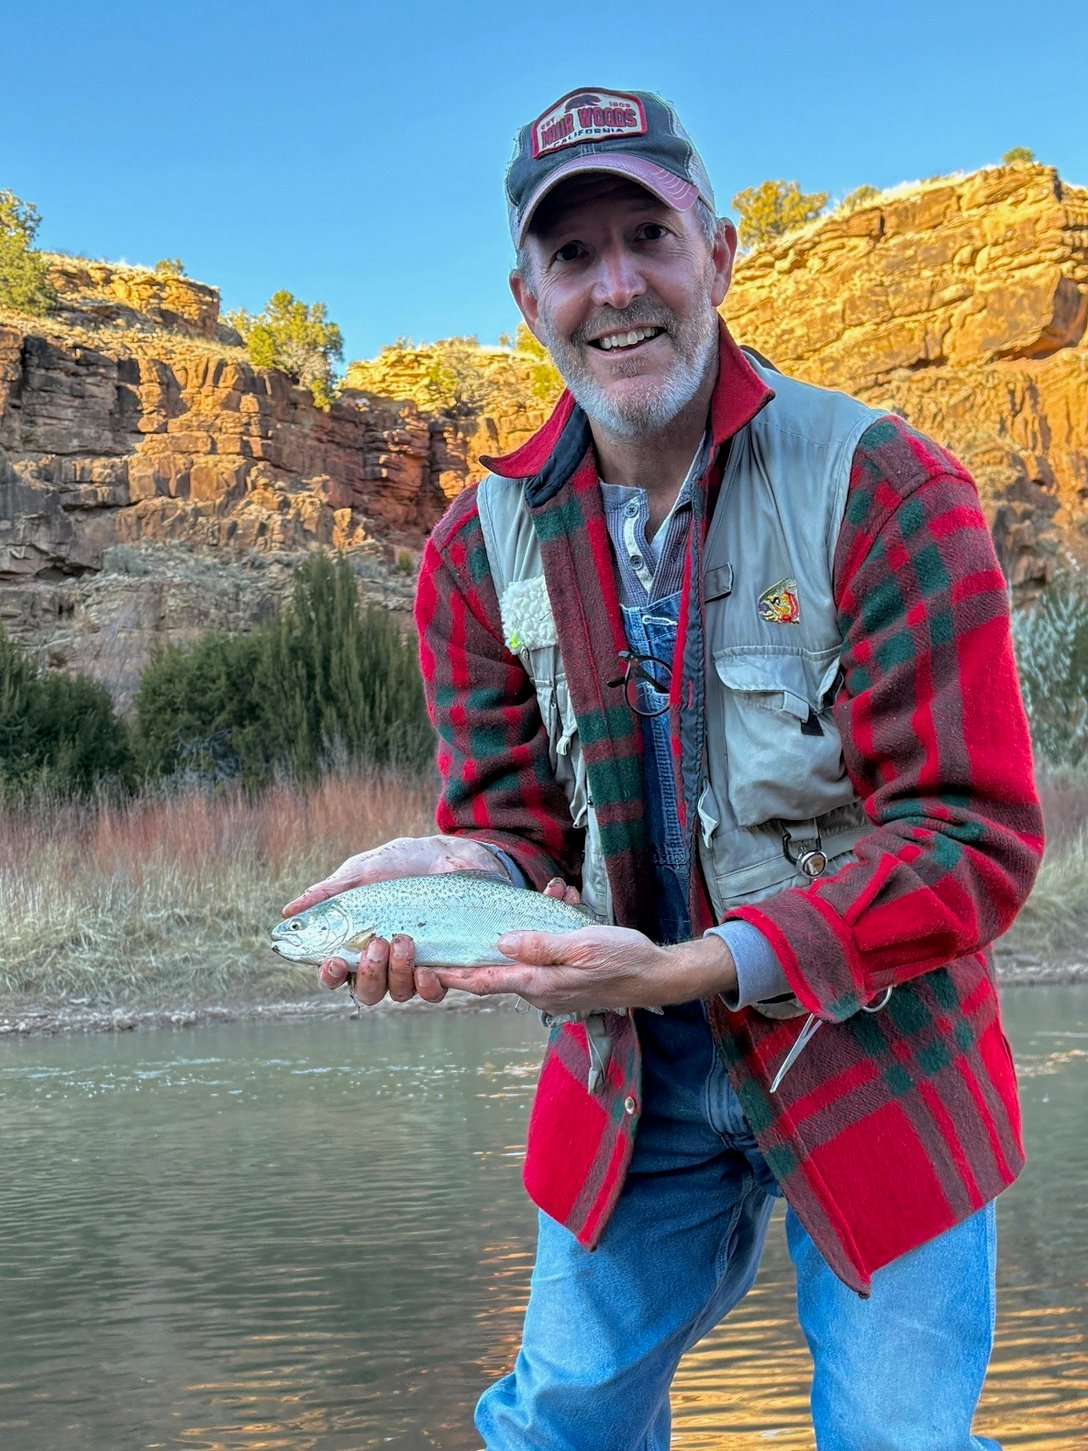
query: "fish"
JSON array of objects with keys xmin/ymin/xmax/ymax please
[{"xmin": 270, "ymin": 870, "xmax": 595, "ymax": 969}]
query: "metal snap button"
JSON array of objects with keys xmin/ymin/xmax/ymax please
[{"xmin": 623, "ymin": 1096, "xmax": 638, "ymax": 1115}]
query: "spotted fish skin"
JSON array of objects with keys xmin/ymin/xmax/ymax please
[{"xmin": 270, "ymin": 870, "xmax": 594, "ymax": 968}]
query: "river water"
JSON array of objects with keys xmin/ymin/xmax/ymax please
[{"xmin": 1, "ymin": 986, "xmax": 1084, "ymax": 1450}]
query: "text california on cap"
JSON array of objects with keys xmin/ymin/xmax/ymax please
[{"xmin": 506, "ymin": 88, "xmax": 716, "ymax": 247}]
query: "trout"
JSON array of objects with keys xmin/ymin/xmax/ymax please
[{"xmin": 270, "ymin": 870, "xmax": 594, "ymax": 969}]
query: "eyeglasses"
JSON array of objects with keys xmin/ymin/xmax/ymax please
[{"xmin": 608, "ymin": 649, "xmax": 672, "ymax": 718}]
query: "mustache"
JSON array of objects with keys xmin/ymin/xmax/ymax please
[{"xmin": 571, "ymin": 305, "xmax": 673, "ymax": 346}]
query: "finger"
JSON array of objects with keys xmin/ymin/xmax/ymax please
[
  {"xmin": 436, "ymin": 965, "xmax": 539, "ymax": 998},
  {"xmin": 562, "ymin": 883, "xmax": 582, "ymax": 905},
  {"xmin": 495, "ymin": 930, "xmax": 576, "ymax": 965},
  {"xmin": 353, "ymin": 938, "xmax": 390, "ymax": 1006},
  {"xmin": 543, "ymin": 877, "xmax": 567, "ymax": 899},
  {"xmin": 414, "ymin": 967, "xmax": 447, "ymax": 1003},
  {"xmin": 318, "ymin": 956, "xmax": 351, "ymax": 990},
  {"xmin": 387, "ymin": 934, "xmax": 418, "ymax": 1003},
  {"xmin": 284, "ymin": 883, "xmax": 333, "ymax": 916}
]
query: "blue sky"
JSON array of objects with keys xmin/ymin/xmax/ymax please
[{"xmin": 4, "ymin": 0, "xmax": 1085, "ymax": 365}]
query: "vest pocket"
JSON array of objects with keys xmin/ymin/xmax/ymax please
[{"xmin": 713, "ymin": 648, "xmax": 851, "ymax": 828}]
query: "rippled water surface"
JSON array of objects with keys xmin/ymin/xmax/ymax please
[{"xmin": 1, "ymin": 987, "xmax": 1084, "ymax": 1449}]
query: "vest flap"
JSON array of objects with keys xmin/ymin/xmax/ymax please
[{"xmin": 714, "ymin": 651, "xmax": 812, "ymax": 721}]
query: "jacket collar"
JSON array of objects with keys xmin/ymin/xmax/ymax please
[{"xmin": 480, "ymin": 321, "xmax": 774, "ymax": 485}]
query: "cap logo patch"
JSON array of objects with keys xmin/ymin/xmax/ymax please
[
  {"xmin": 531, "ymin": 89, "xmax": 648, "ymax": 159},
  {"xmin": 758, "ymin": 578, "xmax": 801, "ymax": 625}
]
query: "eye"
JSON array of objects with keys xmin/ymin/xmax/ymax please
[
  {"xmin": 290, "ymin": 921, "xmax": 301, "ymax": 931},
  {"xmin": 552, "ymin": 241, "xmax": 585, "ymax": 264},
  {"xmin": 638, "ymin": 222, "xmax": 669, "ymax": 242}
]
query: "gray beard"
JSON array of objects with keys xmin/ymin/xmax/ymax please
[{"xmin": 536, "ymin": 299, "xmax": 718, "ymax": 439}]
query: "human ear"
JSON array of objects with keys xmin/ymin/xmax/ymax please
[
  {"xmin": 710, "ymin": 221, "xmax": 738, "ymax": 307},
  {"xmin": 510, "ymin": 269, "xmax": 543, "ymax": 340}
]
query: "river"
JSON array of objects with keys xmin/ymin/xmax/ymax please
[{"xmin": 1, "ymin": 986, "xmax": 1084, "ymax": 1449}]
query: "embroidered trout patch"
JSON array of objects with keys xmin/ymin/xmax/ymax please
[{"xmin": 757, "ymin": 578, "xmax": 801, "ymax": 625}]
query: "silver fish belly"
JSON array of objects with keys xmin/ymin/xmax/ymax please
[{"xmin": 270, "ymin": 870, "xmax": 594, "ymax": 967}]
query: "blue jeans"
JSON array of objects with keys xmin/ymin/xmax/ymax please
[{"xmin": 477, "ymin": 1002, "xmax": 1001, "ymax": 1450}]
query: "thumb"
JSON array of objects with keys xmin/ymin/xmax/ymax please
[{"xmin": 496, "ymin": 930, "xmax": 579, "ymax": 965}]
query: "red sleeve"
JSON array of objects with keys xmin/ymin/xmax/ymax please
[
  {"xmin": 728, "ymin": 417, "xmax": 1045, "ymax": 1020},
  {"xmin": 413, "ymin": 486, "xmax": 582, "ymax": 890}
]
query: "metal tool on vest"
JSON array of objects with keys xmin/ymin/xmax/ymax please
[{"xmin": 769, "ymin": 986, "xmax": 894, "ymax": 1093}]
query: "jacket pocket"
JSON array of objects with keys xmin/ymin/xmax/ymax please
[{"xmin": 713, "ymin": 647, "xmax": 851, "ymax": 828}]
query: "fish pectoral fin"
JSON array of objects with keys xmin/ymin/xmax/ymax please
[{"xmin": 344, "ymin": 925, "xmax": 377, "ymax": 953}]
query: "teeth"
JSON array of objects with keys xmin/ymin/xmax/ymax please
[{"xmin": 596, "ymin": 327, "xmax": 660, "ymax": 351}]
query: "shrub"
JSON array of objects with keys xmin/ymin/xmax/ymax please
[
  {"xmin": 1011, "ymin": 568, "xmax": 1088, "ymax": 770},
  {"xmin": 0, "ymin": 189, "xmax": 54, "ymax": 315},
  {"xmin": 0, "ymin": 627, "xmax": 132, "ymax": 798},
  {"xmin": 134, "ymin": 630, "xmax": 266, "ymax": 786},
  {"xmin": 253, "ymin": 554, "xmax": 432, "ymax": 779},
  {"xmin": 838, "ymin": 184, "xmax": 880, "ymax": 214},
  {"xmin": 416, "ymin": 336, "xmax": 493, "ymax": 419},
  {"xmin": 1002, "ymin": 147, "xmax": 1035, "ymax": 165},
  {"xmin": 227, "ymin": 290, "xmax": 344, "ymax": 409},
  {"xmin": 730, "ymin": 179, "xmax": 829, "ymax": 250},
  {"xmin": 153, "ymin": 257, "xmax": 186, "ymax": 277},
  {"xmin": 134, "ymin": 554, "xmax": 434, "ymax": 788},
  {"xmin": 514, "ymin": 321, "xmax": 563, "ymax": 403}
]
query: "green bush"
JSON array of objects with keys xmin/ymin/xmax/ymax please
[
  {"xmin": 514, "ymin": 321, "xmax": 564, "ymax": 403},
  {"xmin": 0, "ymin": 189, "xmax": 54, "ymax": 315},
  {"xmin": 153, "ymin": 257, "xmax": 186, "ymax": 277},
  {"xmin": 227, "ymin": 290, "xmax": 343, "ymax": 409},
  {"xmin": 730, "ymin": 179, "xmax": 829, "ymax": 250},
  {"xmin": 134, "ymin": 630, "xmax": 265, "ymax": 785},
  {"xmin": 838, "ymin": 184, "xmax": 880, "ymax": 214},
  {"xmin": 0, "ymin": 627, "xmax": 132, "ymax": 798},
  {"xmin": 134, "ymin": 555, "xmax": 433, "ymax": 787},
  {"xmin": 1002, "ymin": 147, "xmax": 1035, "ymax": 165},
  {"xmin": 1011, "ymin": 568, "xmax": 1088, "ymax": 770}
]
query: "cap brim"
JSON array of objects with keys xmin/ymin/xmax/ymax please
[{"xmin": 513, "ymin": 154, "xmax": 700, "ymax": 246}]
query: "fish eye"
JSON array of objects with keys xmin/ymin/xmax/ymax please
[{"xmin": 290, "ymin": 921, "xmax": 301, "ymax": 931}]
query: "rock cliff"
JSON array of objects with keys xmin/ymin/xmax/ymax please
[
  {"xmin": 1, "ymin": 162, "xmax": 1085, "ymax": 701},
  {"xmin": 723, "ymin": 164, "xmax": 1088, "ymax": 588}
]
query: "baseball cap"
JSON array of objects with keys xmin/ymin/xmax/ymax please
[{"xmin": 505, "ymin": 88, "xmax": 716, "ymax": 247}]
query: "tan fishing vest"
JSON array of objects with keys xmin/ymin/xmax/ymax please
[{"xmin": 477, "ymin": 358, "xmax": 887, "ymax": 932}]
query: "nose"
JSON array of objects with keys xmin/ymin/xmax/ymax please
[{"xmin": 590, "ymin": 245, "xmax": 646, "ymax": 311}]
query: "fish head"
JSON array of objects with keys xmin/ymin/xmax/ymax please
[{"xmin": 270, "ymin": 901, "xmax": 354, "ymax": 964}]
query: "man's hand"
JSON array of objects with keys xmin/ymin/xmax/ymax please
[
  {"xmin": 435, "ymin": 925, "xmax": 737, "ymax": 1015},
  {"xmin": 281, "ymin": 834, "xmax": 512, "ymax": 1006}
]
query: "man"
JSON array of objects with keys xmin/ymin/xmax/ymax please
[{"xmin": 287, "ymin": 89, "xmax": 1044, "ymax": 1448}]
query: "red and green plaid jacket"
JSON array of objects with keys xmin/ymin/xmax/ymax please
[{"xmin": 414, "ymin": 329, "xmax": 1044, "ymax": 1293}]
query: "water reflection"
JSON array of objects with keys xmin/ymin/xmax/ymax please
[{"xmin": 0, "ymin": 989, "xmax": 1084, "ymax": 1449}]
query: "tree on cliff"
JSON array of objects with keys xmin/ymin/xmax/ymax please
[
  {"xmin": 0, "ymin": 190, "xmax": 54, "ymax": 316},
  {"xmin": 227, "ymin": 290, "xmax": 344, "ymax": 409},
  {"xmin": 513, "ymin": 322, "xmax": 563, "ymax": 403},
  {"xmin": 730, "ymin": 179, "xmax": 829, "ymax": 250}
]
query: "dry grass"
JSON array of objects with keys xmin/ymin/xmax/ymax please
[
  {"xmin": 1001, "ymin": 767, "xmax": 1088, "ymax": 960},
  {"xmin": 1, "ymin": 763, "xmax": 1081, "ymax": 1006},
  {"xmin": 0, "ymin": 770, "xmax": 435, "ymax": 1003}
]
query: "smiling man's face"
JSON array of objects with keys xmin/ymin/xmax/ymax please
[{"xmin": 511, "ymin": 176, "xmax": 735, "ymax": 441}]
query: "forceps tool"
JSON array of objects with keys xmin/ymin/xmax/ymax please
[{"xmin": 769, "ymin": 986, "xmax": 894, "ymax": 1093}]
